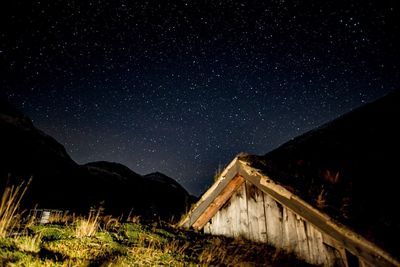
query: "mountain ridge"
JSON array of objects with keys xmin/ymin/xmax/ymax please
[{"xmin": 0, "ymin": 99, "xmax": 193, "ymax": 220}]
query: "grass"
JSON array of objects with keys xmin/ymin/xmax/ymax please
[
  {"xmin": 0, "ymin": 178, "xmax": 31, "ymax": 237},
  {"xmin": 14, "ymin": 233, "xmax": 42, "ymax": 253},
  {"xmin": 0, "ymin": 217, "xmax": 314, "ymax": 266},
  {"xmin": 0, "ymin": 180, "xmax": 314, "ymax": 266},
  {"xmin": 74, "ymin": 208, "xmax": 102, "ymax": 238}
]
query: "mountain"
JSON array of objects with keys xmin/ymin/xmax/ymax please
[
  {"xmin": 244, "ymin": 90, "xmax": 400, "ymax": 257},
  {"xmin": 85, "ymin": 163, "xmax": 192, "ymax": 218},
  {"xmin": 0, "ymin": 98, "xmax": 83, "ymax": 210},
  {"xmin": 0, "ymin": 99, "xmax": 192, "ymax": 220}
]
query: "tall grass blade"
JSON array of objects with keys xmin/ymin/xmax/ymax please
[{"xmin": 0, "ymin": 177, "xmax": 32, "ymax": 237}]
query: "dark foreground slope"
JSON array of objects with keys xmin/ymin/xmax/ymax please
[
  {"xmin": 245, "ymin": 90, "xmax": 400, "ymax": 258},
  {"xmin": 0, "ymin": 98, "xmax": 192, "ymax": 220}
]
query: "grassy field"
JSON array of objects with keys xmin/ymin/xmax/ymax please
[
  {"xmin": 0, "ymin": 216, "xmax": 315, "ymax": 266},
  {"xmin": 0, "ymin": 181, "xmax": 313, "ymax": 266}
]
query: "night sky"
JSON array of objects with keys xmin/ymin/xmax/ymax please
[{"xmin": 1, "ymin": 0, "xmax": 399, "ymax": 195}]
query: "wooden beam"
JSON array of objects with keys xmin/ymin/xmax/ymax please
[
  {"xmin": 192, "ymin": 175, "xmax": 245, "ymax": 230},
  {"xmin": 179, "ymin": 157, "xmax": 240, "ymax": 228}
]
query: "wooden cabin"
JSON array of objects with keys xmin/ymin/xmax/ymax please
[{"xmin": 179, "ymin": 156, "xmax": 400, "ymax": 267}]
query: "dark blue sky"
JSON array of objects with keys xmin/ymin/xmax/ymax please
[{"xmin": 1, "ymin": 0, "xmax": 399, "ymax": 195}]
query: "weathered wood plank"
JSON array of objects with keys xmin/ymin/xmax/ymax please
[
  {"xmin": 304, "ymin": 222, "xmax": 329, "ymax": 266},
  {"xmin": 306, "ymin": 221, "xmax": 316, "ymax": 264},
  {"xmin": 209, "ymin": 211, "xmax": 218, "ymax": 235},
  {"xmin": 294, "ymin": 214, "xmax": 310, "ymax": 261},
  {"xmin": 210, "ymin": 204, "xmax": 224, "ymax": 236},
  {"xmin": 313, "ymin": 226, "xmax": 327, "ymax": 265},
  {"xmin": 246, "ymin": 182, "xmax": 267, "ymax": 242},
  {"xmin": 238, "ymin": 183, "xmax": 249, "ymax": 238},
  {"xmin": 321, "ymin": 235, "xmax": 347, "ymax": 267},
  {"xmin": 282, "ymin": 208, "xmax": 298, "ymax": 252},
  {"xmin": 218, "ymin": 199, "xmax": 233, "ymax": 237},
  {"xmin": 192, "ymin": 175, "xmax": 245, "ymax": 230},
  {"xmin": 227, "ymin": 184, "xmax": 242, "ymax": 238},
  {"xmin": 207, "ymin": 186, "xmax": 238, "ymax": 237},
  {"xmin": 264, "ymin": 192, "xmax": 283, "ymax": 248},
  {"xmin": 281, "ymin": 207, "xmax": 290, "ymax": 250}
]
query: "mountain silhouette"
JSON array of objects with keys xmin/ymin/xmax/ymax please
[{"xmin": 0, "ymin": 98, "xmax": 193, "ymax": 220}]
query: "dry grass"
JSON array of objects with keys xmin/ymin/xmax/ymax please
[
  {"xmin": 75, "ymin": 208, "xmax": 102, "ymax": 238},
  {"xmin": 199, "ymin": 237, "xmax": 227, "ymax": 264},
  {"xmin": 214, "ymin": 163, "xmax": 224, "ymax": 181},
  {"xmin": 127, "ymin": 235, "xmax": 189, "ymax": 266},
  {"xmin": 163, "ymin": 239, "xmax": 189, "ymax": 255},
  {"xmin": 0, "ymin": 177, "xmax": 31, "ymax": 237},
  {"xmin": 198, "ymin": 236, "xmax": 248, "ymax": 265},
  {"xmin": 15, "ymin": 233, "xmax": 42, "ymax": 253},
  {"xmin": 322, "ymin": 169, "xmax": 340, "ymax": 184},
  {"xmin": 102, "ymin": 215, "xmax": 121, "ymax": 231},
  {"xmin": 316, "ymin": 188, "xmax": 327, "ymax": 209},
  {"xmin": 129, "ymin": 215, "xmax": 141, "ymax": 224},
  {"xmin": 48, "ymin": 210, "xmax": 72, "ymax": 225}
]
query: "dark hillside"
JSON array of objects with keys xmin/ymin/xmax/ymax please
[
  {"xmin": 0, "ymin": 99, "xmax": 192, "ymax": 220},
  {"xmin": 245, "ymin": 90, "xmax": 400, "ymax": 257}
]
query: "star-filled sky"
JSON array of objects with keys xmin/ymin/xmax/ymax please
[{"xmin": 1, "ymin": 0, "xmax": 399, "ymax": 195}]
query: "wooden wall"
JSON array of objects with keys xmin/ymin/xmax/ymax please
[{"xmin": 203, "ymin": 181, "xmax": 346, "ymax": 266}]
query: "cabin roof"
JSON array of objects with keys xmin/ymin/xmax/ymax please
[{"xmin": 179, "ymin": 155, "xmax": 400, "ymax": 267}]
